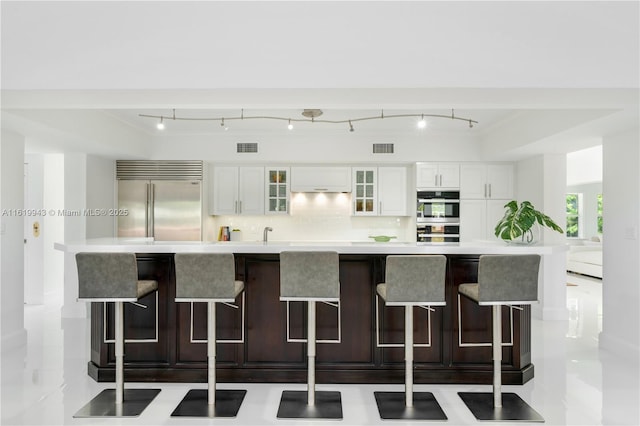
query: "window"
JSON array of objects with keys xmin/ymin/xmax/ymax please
[
  {"xmin": 566, "ymin": 193, "xmax": 582, "ymax": 238},
  {"xmin": 597, "ymin": 194, "xmax": 603, "ymax": 234}
]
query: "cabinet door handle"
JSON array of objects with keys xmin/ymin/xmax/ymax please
[
  {"xmin": 239, "ymin": 200, "xmax": 242, "ymax": 214},
  {"xmin": 484, "ymin": 184, "xmax": 487, "ymax": 198},
  {"xmin": 435, "ymin": 174, "xmax": 438, "ymax": 187},
  {"xmin": 488, "ymin": 184, "xmax": 492, "ymax": 198},
  {"xmin": 234, "ymin": 200, "xmax": 238, "ymax": 214},
  {"xmin": 439, "ymin": 174, "xmax": 443, "ymax": 186},
  {"xmin": 379, "ymin": 201, "xmax": 382, "ymax": 213}
]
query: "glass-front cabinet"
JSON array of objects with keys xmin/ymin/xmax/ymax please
[
  {"xmin": 265, "ymin": 167, "xmax": 290, "ymax": 214},
  {"xmin": 353, "ymin": 168, "xmax": 378, "ymax": 215}
]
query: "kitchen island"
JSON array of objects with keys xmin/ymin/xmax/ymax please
[{"xmin": 56, "ymin": 239, "xmax": 566, "ymax": 385}]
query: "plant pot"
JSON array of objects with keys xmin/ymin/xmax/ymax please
[{"xmin": 504, "ymin": 224, "xmax": 540, "ymax": 245}]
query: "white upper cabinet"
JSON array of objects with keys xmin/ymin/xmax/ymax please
[
  {"xmin": 459, "ymin": 164, "xmax": 513, "ymax": 242},
  {"xmin": 290, "ymin": 167, "xmax": 351, "ymax": 192},
  {"xmin": 352, "ymin": 166, "xmax": 408, "ymax": 216},
  {"xmin": 265, "ymin": 167, "xmax": 290, "ymax": 215},
  {"xmin": 460, "ymin": 164, "xmax": 513, "ymax": 200},
  {"xmin": 378, "ymin": 167, "xmax": 408, "ymax": 216},
  {"xmin": 416, "ymin": 163, "xmax": 460, "ymax": 189},
  {"xmin": 210, "ymin": 166, "xmax": 264, "ymax": 215}
]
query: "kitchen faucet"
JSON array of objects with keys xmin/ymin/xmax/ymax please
[{"xmin": 263, "ymin": 227, "xmax": 273, "ymax": 243}]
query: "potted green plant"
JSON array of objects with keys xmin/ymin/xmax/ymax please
[{"xmin": 494, "ymin": 200, "xmax": 563, "ymax": 244}]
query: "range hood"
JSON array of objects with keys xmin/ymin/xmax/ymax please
[{"xmin": 290, "ymin": 166, "xmax": 352, "ymax": 192}]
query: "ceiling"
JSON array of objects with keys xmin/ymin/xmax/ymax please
[{"xmin": 1, "ymin": 2, "xmax": 638, "ymax": 158}]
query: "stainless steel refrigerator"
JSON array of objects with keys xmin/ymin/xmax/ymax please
[{"xmin": 116, "ymin": 161, "xmax": 203, "ymax": 241}]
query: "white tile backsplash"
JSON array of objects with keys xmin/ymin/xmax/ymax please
[{"xmin": 207, "ymin": 193, "xmax": 413, "ymax": 242}]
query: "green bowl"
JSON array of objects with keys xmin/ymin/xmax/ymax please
[{"xmin": 368, "ymin": 235, "xmax": 397, "ymax": 242}]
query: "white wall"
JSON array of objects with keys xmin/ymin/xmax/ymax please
[
  {"xmin": 43, "ymin": 154, "xmax": 65, "ymax": 299},
  {"xmin": 61, "ymin": 154, "xmax": 87, "ymax": 318},
  {"xmin": 85, "ymin": 155, "xmax": 116, "ymax": 238},
  {"xmin": 516, "ymin": 156, "xmax": 544, "ymax": 208},
  {"xmin": 1, "ymin": 129, "xmax": 27, "ymax": 352},
  {"xmin": 567, "ymin": 145, "xmax": 602, "ymax": 186},
  {"xmin": 601, "ymin": 127, "xmax": 640, "ymax": 360},
  {"xmin": 152, "ymin": 131, "xmax": 482, "ymax": 163},
  {"xmin": 542, "ymin": 154, "xmax": 567, "ymax": 246},
  {"xmin": 23, "ymin": 154, "xmax": 44, "ymax": 304},
  {"xmin": 60, "ymin": 153, "xmax": 116, "ymax": 318}
]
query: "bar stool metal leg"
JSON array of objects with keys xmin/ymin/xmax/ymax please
[
  {"xmin": 493, "ymin": 305, "xmax": 502, "ymax": 408},
  {"xmin": 171, "ymin": 301, "xmax": 246, "ymax": 418},
  {"xmin": 208, "ymin": 301, "xmax": 216, "ymax": 406},
  {"xmin": 277, "ymin": 300, "xmax": 343, "ymax": 419},
  {"xmin": 307, "ymin": 301, "xmax": 316, "ymax": 406},
  {"xmin": 74, "ymin": 301, "xmax": 160, "ymax": 418},
  {"xmin": 458, "ymin": 305, "xmax": 544, "ymax": 422},
  {"xmin": 115, "ymin": 301, "xmax": 124, "ymax": 405},
  {"xmin": 374, "ymin": 305, "xmax": 447, "ymax": 421},
  {"xmin": 404, "ymin": 304, "xmax": 413, "ymax": 408}
]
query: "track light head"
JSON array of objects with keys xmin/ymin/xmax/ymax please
[
  {"xmin": 288, "ymin": 119, "xmax": 293, "ymax": 130},
  {"xmin": 417, "ymin": 114, "xmax": 427, "ymax": 129},
  {"xmin": 349, "ymin": 120, "xmax": 354, "ymax": 132},
  {"xmin": 156, "ymin": 117, "xmax": 165, "ymax": 130}
]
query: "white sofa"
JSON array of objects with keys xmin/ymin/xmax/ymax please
[{"xmin": 566, "ymin": 240, "xmax": 602, "ymax": 278}]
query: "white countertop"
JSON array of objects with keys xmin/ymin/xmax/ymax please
[{"xmin": 54, "ymin": 238, "xmax": 567, "ymax": 255}]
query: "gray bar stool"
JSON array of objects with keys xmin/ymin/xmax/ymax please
[
  {"xmin": 277, "ymin": 251, "xmax": 342, "ymax": 420},
  {"xmin": 171, "ymin": 253, "xmax": 246, "ymax": 418},
  {"xmin": 458, "ymin": 254, "xmax": 544, "ymax": 422},
  {"xmin": 73, "ymin": 252, "xmax": 160, "ymax": 418},
  {"xmin": 374, "ymin": 255, "xmax": 448, "ymax": 420}
]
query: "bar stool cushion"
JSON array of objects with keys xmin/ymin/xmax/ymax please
[
  {"xmin": 174, "ymin": 253, "xmax": 242, "ymax": 300},
  {"xmin": 137, "ymin": 280, "xmax": 159, "ymax": 299},
  {"xmin": 379, "ymin": 255, "xmax": 447, "ymax": 305},
  {"xmin": 460, "ymin": 255, "xmax": 541, "ymax": 304},
  {"xmin": 376, "ymin": 283, "xmax": 388, "ymax": 301},
  {"xmin": 458, "ymin": 283, "xmax": 479, "ymax": 302},
  {"xmin": 280, "ymin": 251, "xmax": 340, "ymax": 300},
  {"xmin": 76, "ymin": 252, "xmax": 156, "ymax": 300}
]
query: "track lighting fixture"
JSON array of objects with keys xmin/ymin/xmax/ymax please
[{"xmin": 140, "ymin": 108, "xmax": 478, "ymax": 131}]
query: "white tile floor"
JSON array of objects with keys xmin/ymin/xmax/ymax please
[{"xmin": 2, "ymin": 274, "xmax": 639, "ymax": 425}]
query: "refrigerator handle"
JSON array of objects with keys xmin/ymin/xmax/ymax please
[
  {"xmin": 145, "ymin": 183, "xmax": 150, "ymax": 237},
  {"xmin": 149, "ymin": 183, "xmax": 155, "ymax": 238}
]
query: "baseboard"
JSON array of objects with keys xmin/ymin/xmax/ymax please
[{"xmin": 599, "ymin": 331, "xmax": 640, "ymax": 362}]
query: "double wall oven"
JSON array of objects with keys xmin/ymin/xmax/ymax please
[{"xmin": 416, "ymin": 190, "xmax": 460, "ymax": 243}]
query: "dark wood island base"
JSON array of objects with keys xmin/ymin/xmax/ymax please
[{"xmin": 87, "ymin": 253, "xmax": 534, "ymax": 385}]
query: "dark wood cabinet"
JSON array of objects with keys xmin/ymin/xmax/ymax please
[{"xmin": 88, "ymin": 253, "xmax": 533, "ymax": 385}]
